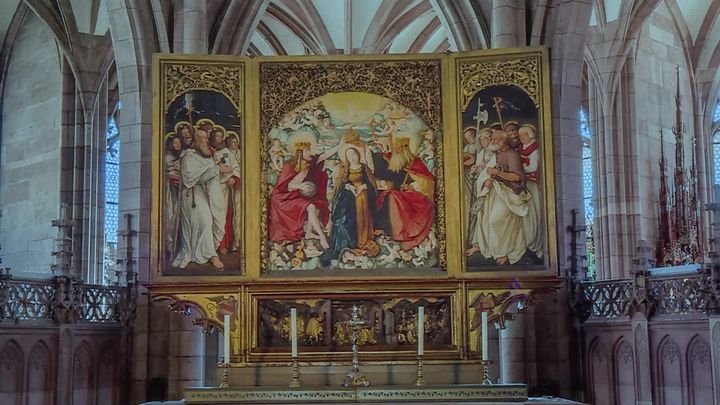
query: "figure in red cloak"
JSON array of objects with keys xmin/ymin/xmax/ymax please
[
  {"xmin": 372, "ymin": 137, "xmax": 435, "ymax": 251},
  {"xmin": 268, "ymin": 140, "xmax": 346, "ymax": 249}
]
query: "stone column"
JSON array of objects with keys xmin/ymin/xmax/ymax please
[
  {"xmin": 167, "ymin": 311, "xmax": 205, "ymax": 399},
  {"xmin": 708, "ymin": 317, "xmax": 720, "ymax": 405},
  {"xmin": 203, "ymin": 330, "xmax": 220, "ymax": 387},
  {"xmin": 56, "ymin": 326, "xmax": 74, "ymax": 405},
  {"xmin": 632, "ymin": 317, "xmax": 652, "ymax": 405},
  {"xmin": 524, "ymin": 307, "xmax": 538, "ymax": 387},
  {"xmin": 499, "ymin": 312, "xmax": 527, "ymax": 383},
  {"xmin": 491, "ymin": 0, "xmax": 526, "ymax": 48},
  {"xmin": 178, "ymin": 0, "xmax": 208, "ymax": 54}
]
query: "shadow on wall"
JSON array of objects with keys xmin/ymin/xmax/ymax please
[{"xmin": 147, "ymin": 377, "xmax": 167, "ymax": 402}]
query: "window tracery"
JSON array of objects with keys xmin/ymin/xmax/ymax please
[
  {"xmin": 103, "ymin": 116, "xmax": 120, "ymax": 283},
  {"xmin": 580, "ymin": 108, "xmax": 595, "ymax": 277}
]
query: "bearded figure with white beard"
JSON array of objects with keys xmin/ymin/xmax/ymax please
[
  {"xmin": 372, "ymin": 136, "xmax": 435, "ymax": 251},
  {"xmin": 467, "ymin": 128, "xmax": 530, "ymax": 265},
  {"xmin": 172, "ymin": 129, "xmax": 233, "ymax": 270}
]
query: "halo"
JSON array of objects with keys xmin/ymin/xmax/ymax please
[
  {"xmin": 339, "ymin": 144, "xmax": 366, "ymax": 165},
  {"xmin": 287, "ymin": 130, "xmax": 318, "ymax": 154},
  {"xmin": 519, "ymin": 123, "xmax": 538, "ymax": 140},
  {"xmin": 213, "ymin": 125, "xmax": 227, "ymax": 138},
  {"xmin": 174, "ymin": 121, "xmax": 191, "ymax": 134},
  {"xmin": 520, "ymin": 123, "xmax": 537, "ymax": 132},
  {"xmin": 463, "ymin": 126, "xmax": 477, "ymax": 134},
  {"xmin": 226, "ymin": 131, "xmax": 240, "ymax": 144},
  {"xmin": 165, "ymin": 131, "xmax": 177, "ymax": 140},
  {"xmin": 195, "ymin": 118, "xmax": 216, "ymax": 131}
]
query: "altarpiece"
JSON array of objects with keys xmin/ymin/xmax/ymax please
[{"xmin": 149, "ymin": 48, "xmax": 558, "ymax": 374}]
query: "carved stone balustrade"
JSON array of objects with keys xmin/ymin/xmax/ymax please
[
  {"xmin": 580, "ymin": 279, "xmax": 634, "ymax": 320},
  {"xmin": 578, "ymin": 265, "xmax": 718, "ymax": 321},
  {"xmin": 578, "ymin": 265, "xmax": 720, "ymax": 405},
  {"xmin": 0, "ymin": 271, "xmax": 130, "ymax": 324}
]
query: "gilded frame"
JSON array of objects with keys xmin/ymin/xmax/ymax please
[
  {"xmin": 251, "ymin": 54, "xmax": 454, "ymax": 279},
  {"xmin": 448, "ymin": 47, "xmax": 557, "ymax": 278},
  {"xmin": 244, "ymin": 280, "xmax": 463, "ymax": 363},
  {"xmin": 151, "ymin": 53, "xmax": 252, "ymax": 283}
]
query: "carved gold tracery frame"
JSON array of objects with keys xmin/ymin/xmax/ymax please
[{"xmin": 255, "ymin": 55, "xmax": 448, "ymax": 274}]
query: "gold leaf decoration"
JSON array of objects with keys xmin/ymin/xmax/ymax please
[
  {"xmin": 163, "ymin": 63, "xmax": 243, "ymax": 112},
  {"xmin": 459, "ymin": 57, "xmax": 540, "ymax": 111},
  {"xmin": 259, "ymin": 61, "xmax": 442, "ymax": 135}
]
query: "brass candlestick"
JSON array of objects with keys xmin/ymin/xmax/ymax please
[
  {"xmin": 289, "ymin": 357, "xmax": 301, "ymax": 388},
  {"xmin": 480, "ymin": 359, "xmax": 492, "ymax": 385},
  {"xmin": 415, "ymin": 355, "xmax": 426, "ymax": 386},
  {"xmin": 218, "ymin": 363, "xmax": 230, "ymax": 388}
]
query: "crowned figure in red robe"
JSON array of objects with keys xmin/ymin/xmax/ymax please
[
  {"xmin": 268, "ymin": 140, "xmax": 346, "ymax": 249},
  {"xmin": 372, "ymin": 136, "xmax": 435, "ymax": 250}
]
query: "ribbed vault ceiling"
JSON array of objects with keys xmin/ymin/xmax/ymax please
[{"xmin": 248, "ymin": 0, "xmax": 454, "ymax": 56}]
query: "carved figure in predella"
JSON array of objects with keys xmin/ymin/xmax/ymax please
[
  {"xmin": 163, "ymin": 90, "xmax": 243, "ymax": 274},
  {"xmin": 257, "ymin": 298, "xmax": 451, "ymax": 350},
  {"xmin": 462, "ymin": 85, "xmax": 546, "ymax": 268},
  {"xmin": 266, "ymin": 92, "xmax": 439, "ymax": 271}
]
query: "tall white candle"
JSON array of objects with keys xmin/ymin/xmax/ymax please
[
  {"xmin": 223, "ymin": 314, "xmax": 231, "ymax": 364},
  {"xmin": 61, "ymin": 203, "xmax": 70, "ymax": 221},
  {"xmin": 417, "ymin": 306, "xmax": 424, "ymax": 355},
  {"xmin": 290, "ymin": 308, "xmax": 298, "ymax": 358},
  {"xmin": 481, "ymin": 311, "xmax": 489, "ymax": 361}
]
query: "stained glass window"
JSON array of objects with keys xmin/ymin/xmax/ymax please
[
  {"xmin": 713, "ymin": 98, "xmax": 720, "ymax": 123},
  {"xmin": 103, "ymin": 116, "xmax": 120, "ymax": 282},
  {"xmin": 580, "ymin": 108, "xmax": 595, "ymax": 278},
  {"xmin": 714, "ymin": 132, "xmax": 720, "ymax": 189}
]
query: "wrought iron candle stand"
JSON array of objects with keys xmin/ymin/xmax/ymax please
[{"xmin": 342, "ymin": 305, "xmax": 372, "ymax": 387}]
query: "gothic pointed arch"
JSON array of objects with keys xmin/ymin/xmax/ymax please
[
  {"xmin": 657, "ymin": 336, "xmax": 683, "ymax": 404},
  {"xmin": 613, "ymin": 339, "xmax": 636, "ymax": 404},
  {"xmin": 429, "ymin": 0, "xmax": 488, "ymax": 50},
  {"xmin": 0, "ymin": 340, "xmax": 24, "ymax": 405},
  {"xmin": 72, "ymin": 341, "xmax": 95, "ymax": 405},
  {"xmin": 96, "ymin": 340, "xmax": 118, "ymax": 404},
  {"xmin": 26, "ymin": 341, "xmax": 51, "ymax": 405},
  {"xmin": 587, "ymin": 337, "xmax": 612, "ymax": 404},
  {"xmin": 687, "ymin": 334, "xmax": 712, "ymax": 404}
]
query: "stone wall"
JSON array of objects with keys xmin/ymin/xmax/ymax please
[
  {"xmin": 0, "ymin": 12, "xmax": 62, "ymax": 278},
  {"xmin": 633, "ymin": 1, "xmax": 696, "ymax": 246}
]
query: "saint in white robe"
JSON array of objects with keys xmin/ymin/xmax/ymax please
[
  {"xmin": 479, "ymin": 181, "xmax": 530, "ymax": 264},
  {"xmin": 476, "ymin": 148, "xmax": 530, "ymax": 264},
  {"xmin": 172, "ymin": 149, "xmax": 227, "ymax": 268}
]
